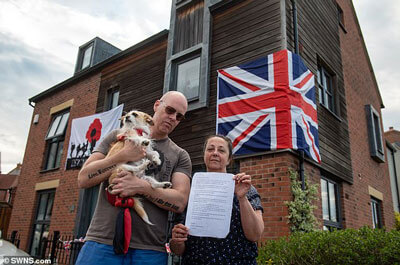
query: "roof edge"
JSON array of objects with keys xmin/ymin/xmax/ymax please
[
  {"xmin": 349, "ymin": 1, "xmax": 384, "ymax": 108},
  {"xmin": 29, "ymin": 29, "xmax": 169, "ymax": 104}
]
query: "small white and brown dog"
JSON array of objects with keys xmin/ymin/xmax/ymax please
[{"xmin": 106, "ymin": 110, "xmax": 172, "ymax": 225}]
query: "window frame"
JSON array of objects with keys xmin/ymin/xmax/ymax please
[
  {"xmin": 173, "ymin": 52, "xmax": 202, "ymax": 103},
  {"xmin": 74, "ymin": 41, "xmax": 95, "ymax": 73},
  {"xmin": 365, "ymin": 104, "xmax": 385, "ymax": 163},
  {"xmin": 337, "ymin": 3, "xmax": 346, "ymax": 32},
  {"xmin": 75, "ymin": 184, "xmax": 100, "ymax": 238},
  {"xmin": 317, "ymin": 64, "xmax": 336, "ymax": 114},
  {"xmin": 321, "ymin": 177, "xmax": 342, "ymax": 230},
  {"xmin": 164, "ymin": 0, "xmax": 212, "ymax": 111},
  {"xmin": 371, "ymin": 197, "xmax": 383, "ymax": 229},
  {"xmin": 106, "ymin": 86, "xmax": 120, "ymax": 111},
  {"xmin": 43, "ymin": 109, "xmax": 70, "ymax": 171},
  {"xmin": 29, "ymin": 189, "xmax": 55, "ymax": 257},
  {"xmin": 81, "ymin": 44, "xmax": 93, "ymax": 70}
]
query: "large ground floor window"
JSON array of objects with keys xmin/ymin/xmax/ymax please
[{"xmin": 29, "ymin": 189, "xmax": 55, "ymax": 257}]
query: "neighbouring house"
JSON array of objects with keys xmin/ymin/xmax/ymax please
[
  {"xmin": 385, "ymin": 127, "xmax": 400, "ymax": 213},
  {"xmin": 9, "ymin": 0, "xmax": 395, "ymax": 262},
  {"xmin": 0, "ymin": 163, "xmax": 21, "ymax": 238}
]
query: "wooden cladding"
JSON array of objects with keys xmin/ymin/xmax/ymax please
[
  {"xmin": 169, "ymin": 0, "xmax": 283, "ymax": 165},
  {"xmin": 286, "ymin": 0, "xmax": 352, "ymax": 182},
  {"xmin": 173, "ymin": 1, "xmax": 204, "ymax": 54},
  {"xmin": 97, "ymin": 37, "xmax": 168, "ymax": 116}
]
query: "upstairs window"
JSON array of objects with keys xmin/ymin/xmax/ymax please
[
  {"xmin": 81, "ymin": 44, "xmax": 93, "ymax": 70},
  {"xmin": 365, "ymin": 104, "xmax": 384, "ymax": 162},
  {"xmin": 317, "ymin": 65, "xmax": 336, "ymax": 114},
  {"xmin": 175, "ymin": 55, "xmax": 201, "ymax": 102},
  {"xmin": 44, "ymin": 110, "xmax": 70, "ymax": 170},
  {"xmin": 164, "ymin": 0, "xmax": 210, "ymax": 111},
  {"xmin": 337, "ymin": 3, "xmax": 346, "ymax": 31},
  {"xmin": 321, "ymin": 177, "xmax": 341, "ymax": 230},
  {"xmin": 106, "ymin": 87, "xmax": 120, "ymax": 110}
]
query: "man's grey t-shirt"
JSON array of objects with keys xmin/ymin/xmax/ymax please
[{"xmin": 85, "ymin": 129, "xmax": 192, "ymax": 252}]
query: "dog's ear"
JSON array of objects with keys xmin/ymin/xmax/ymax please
[
  {"xmin": 146, "ymin": 117, "xmax": 154, "ymax": 126},
  {"xmin": 119, "ymin": 111, "xmax": 128, "ymax": 121}
]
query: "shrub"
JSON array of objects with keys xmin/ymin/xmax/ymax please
[
  {"xmin": 257, "ymin": 227, "xmax": 400, "ymax": 265},
  {"xmin": 285, "ymin": 170, "xmax": 318, "ymax": 233},
  {"xmin": 395, "ymin": 212, "xmax": 400, "ymax": 231}
]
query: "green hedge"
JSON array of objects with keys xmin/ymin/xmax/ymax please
[{"xmin": 257, "ymin": 227, "xmax": 400, "ymax": 265}]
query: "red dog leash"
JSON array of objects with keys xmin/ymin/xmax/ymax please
[{"xmin": 106, "ymin": 192, "xmax": 134, "ymax": 255}]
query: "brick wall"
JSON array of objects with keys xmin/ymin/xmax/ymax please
[
  {"xmin": 240, "ymin": 151, "xmax": 322, "ymax": 241},
  {"xmin": 9, "ymin": 73, "xmax": 101, "ymax": 252},
  {"xmin": 337, "ymin": 0, "xmax": 394, "ymax": 228}
]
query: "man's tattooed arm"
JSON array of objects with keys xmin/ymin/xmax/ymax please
[
  {"xmin": 87, "ymin": 164, "xmax": 116, "ymax": 179},
  {"xmin": 145, "ymin": 194, "xmax": 180, "ymax": 211}
]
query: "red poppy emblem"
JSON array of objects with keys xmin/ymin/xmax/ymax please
[{"xmin": 86, "ymin": 118, "xmax": 102, "ymax": 143}]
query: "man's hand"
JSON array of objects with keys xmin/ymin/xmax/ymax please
[
  {"xmin": 114, "ymin": 140, "xmax": 147, "ymax": 164},
  {"xmin": 110, "ymin": 170, "xmax": 151, "ymax": 197}
]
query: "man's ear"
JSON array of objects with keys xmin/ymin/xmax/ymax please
[{"xmin": 154, "ymin": 100, "xmax": 161, "ymax": 113}]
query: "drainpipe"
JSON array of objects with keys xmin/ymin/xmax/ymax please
[
  {"xmin": 291, "ymin": 0, "xmax": 304, "ymax": 189},
  {"xmin": 291, "ymin": 0, "xmax": 299, "ymax": 54}
]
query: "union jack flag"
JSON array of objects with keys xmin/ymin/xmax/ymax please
[{"xmin": 217, "ymin": 49, "xmax": 321, "ymax": 163}]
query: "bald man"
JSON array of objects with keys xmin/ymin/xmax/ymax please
[{"xmin": 77, "ymin": 91, "xmax": 192, "ymax": 265}]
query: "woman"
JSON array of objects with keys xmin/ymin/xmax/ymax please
[{"xmin": 170, "ymin": 135, "xmax": 264, "ymax": 264}]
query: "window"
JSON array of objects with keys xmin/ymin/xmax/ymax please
[
  {"xmin": 321, "ymin": 177, "xmax": 341, "ymax": 230},
  {"xmin": 175, "ymin": 56, "xmax": 201, "ymax": 102},
  {"xmin": 81, "ymin": 44, "xmax": 93, "ymax": 70},
  {"xmin": 75, "ymin": 185, "xmax": 100, "ymax": 238},
  {"xmin": 371, "ymin": 197, "xmax": 382, "ymax": 228},
  {"xmin": 29, "ymin": 190, "xmax": 55, "ymax": 257},
  {"xmin": 365, "ymin": 105, "xmax": 384, "ymax": 162},
  {"xmin": 106, "ymin": 88, "xmax": 120, "ymax": 110},
  {"xmin": 44, "ymin": 110, "xmax": 70, "ymax": 170},
  {"xmin": 317, "ymin": 65, "xmax": 336, "ymax": 113},
  {"xmin": 164, "ymin": 0, "xmax": 210, "ymax": 111},
  {"xmin": 337, "ymin": 3, "xmax": 345, "ymax": 30}
]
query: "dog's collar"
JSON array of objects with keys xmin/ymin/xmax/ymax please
[
  {"xmin": 136, "ymin": 129, "xmax": 144, "ymax": 136},
  {"xmin": 117, "ymin": 129, "xmax": 146, "ymax": 141}
]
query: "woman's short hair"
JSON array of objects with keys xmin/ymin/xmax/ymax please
[{"xmin": 203, "ymin": 134, "xmax": 233, "ymax": 160}]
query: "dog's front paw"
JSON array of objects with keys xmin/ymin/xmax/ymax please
[
  {"xmin": 153, "ymin": 155, "xmax": 161, "ymax": 166},
  {"xmin": 163, "ymin": 182, "xmax": 172, "ymax": 189}
]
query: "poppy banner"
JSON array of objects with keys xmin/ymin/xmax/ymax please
[{"xmin": 65, "ymin": 104, "xmax": 123, "ymax": 170}]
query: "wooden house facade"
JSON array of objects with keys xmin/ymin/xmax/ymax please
[{"xmin": 9, "ymin": 0, "xmax": 395, "ymax": 256}]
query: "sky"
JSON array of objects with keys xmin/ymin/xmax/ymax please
[{"xmin": 0, "ymin": 0, "xmax": 399, "ymax": 173}]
